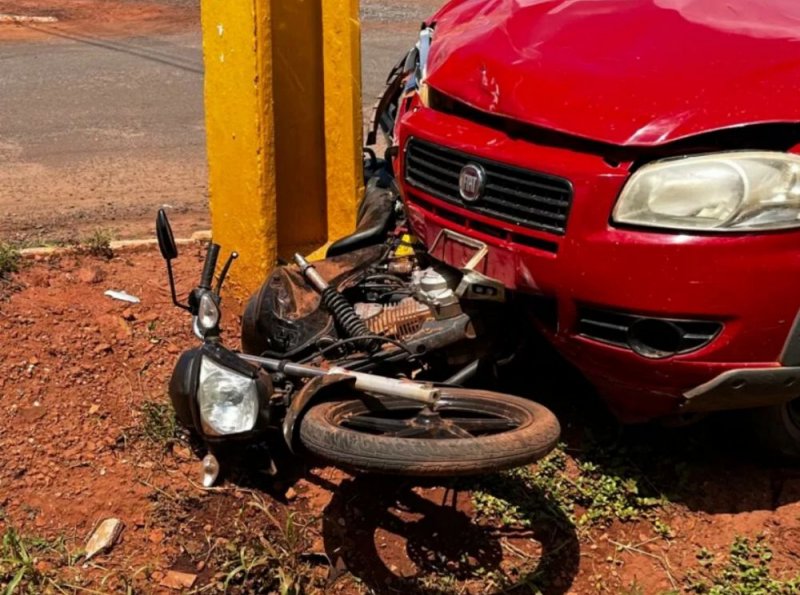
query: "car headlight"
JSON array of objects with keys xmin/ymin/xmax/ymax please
[
  {"xmin": 197, "ymin": 357, "xmax": 259, "ymax": 436},
  {"xmin": 416, "ymin": 26, "xmax": 433, "ymax": 82},
  {"xmin": 403, "ymin": 26, "xmax": 434, "ymax": 95},
  {"xmin": 197, "ymin": 292, "xmax": 220, "ymax": 332},
  {"xmin": 612, "ymin": 152, "xmax": 800, "ymax": 231}
]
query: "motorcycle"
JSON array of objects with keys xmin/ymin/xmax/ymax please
[{"xmin": 155, "ymin": 165, "xmax": 560, "ymax": 486}]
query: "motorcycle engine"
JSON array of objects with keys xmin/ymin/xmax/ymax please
[
  {"xmin": 242, "ymin": 241, "xmax": 465, "ymax": 358},
  {"xmin": 351, "ymin": 265, "xmax": 462, "ymax": 342}
]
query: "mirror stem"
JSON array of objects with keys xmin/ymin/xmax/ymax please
[{"xmin": 167, "ymin": 259, "xmax": 191, "ymax": 311}]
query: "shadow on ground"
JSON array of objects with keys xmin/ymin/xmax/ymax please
[
  {"xmin": 496, "ymin": 337, "xmax": 800, "ymax": 515},
  {"xmin": 318, "ymin": 475, "xmax": 580, "ymax": 594}
]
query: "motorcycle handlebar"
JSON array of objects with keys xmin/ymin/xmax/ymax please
[{"xmin": 200, "ymin": 243, "xmax": 220, "ymax": 289}]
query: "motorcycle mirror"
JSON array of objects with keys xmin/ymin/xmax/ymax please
[
  {"xmin": 156, "ymin": 209, "xmax": 190, "ymax": 312},
  {"xmin": 156, "ymin": 209, "xmax": 178, "ymax": 261}
]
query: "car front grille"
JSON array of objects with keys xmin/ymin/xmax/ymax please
[
  {"xmin": 578, "ymin": 307, "xmax": 723, "ymax": 358},
  {"xmin": 404, "ymin": 138, "xmax": 573, "ymax": 235}
]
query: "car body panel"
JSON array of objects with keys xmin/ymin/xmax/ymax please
[{"xmin": 425, "ymin": 0, "xmax": 800, "ymax": 146}]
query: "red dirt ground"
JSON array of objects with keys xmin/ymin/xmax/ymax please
[
  {"xmin": 0, "ymin": 0, "xmax": 199, "ymax": 41},
  {"xmin": 1, "ymin": 248, "xmax": 799, "ymax": 594}
]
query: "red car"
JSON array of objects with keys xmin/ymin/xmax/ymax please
[{"xmin": 377, "ymin": 0, "xmax": 800, "ymax": 455}]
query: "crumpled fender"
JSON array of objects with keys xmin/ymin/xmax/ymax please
[
  {"xmin": 425, "ymin": 0, "xmax": 800, "ymax": 146},
  {"xmin": 282, "ymin": 374, "xmax": 357, "ymax": 452}
]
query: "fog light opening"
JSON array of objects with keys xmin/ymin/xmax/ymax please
[{"xmin": 627, "ymin": 318, "xmax": 684, "ymax": 359}]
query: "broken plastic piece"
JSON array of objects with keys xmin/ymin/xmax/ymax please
[{"xmin": 104, "ymin": 290, "xmax": 141, "ymax": 304}]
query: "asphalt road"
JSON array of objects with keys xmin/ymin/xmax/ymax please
[
  {"xmin": 0, "ymin": 30, "xmax": 207, "ymax": 243},
  {"xmin": 0, "ymin": 0, "xmax": 440, "ymax": 244},
  {"xmin": 361, "ymin": 1, "xmax": 442, "ymax": 112}
]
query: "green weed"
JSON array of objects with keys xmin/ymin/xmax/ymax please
[
  {"xmin": 0, "ymin": 527, "xmax": 75, "ymax": 594},
  {"xmin": 218, "ymin": 496, "xmax": 323, "ymax": 595},
  {"xmin": 653, "ymin": 519, "xmax": 675, "ymax": 540},
  {"xmin": 686, "ymin": 536, "xmax": 800, "ymax": 594},
  {"xmin": 82, "ymin": 229, "xmax": 114, "ymax": 260},
  {"xmin": 470, "ymin": 443, "xmax": 664, "ymax": 530},
  {"xmin": 139, "ymin": 400, "xmax": 179, "ymax": 446},
  {"xmin": 0, "ymin": 243, "xmax": 21, "ymax": 279}
]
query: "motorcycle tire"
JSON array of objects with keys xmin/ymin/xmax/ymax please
[{"xmin": 298, "ymin": 389, "xmax": 560, "ymax": 476}]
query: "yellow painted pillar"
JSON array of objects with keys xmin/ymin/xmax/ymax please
[
  {"xmin": 203, "ymin": 0, "xmax": 363, "ymax": 297},
  {"xmin": 202, "ymin": 0, "xmax": 276, "ymax": 298},
  {"xmin": 271, "ymin": 0, "xmax": 328, "ymax": 258},
  {"xmin": 322, "ymin": 0, "xmax": 365, "ymax": 242}
]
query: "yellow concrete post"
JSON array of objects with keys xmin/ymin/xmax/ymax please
[
  {"xmin": 321, "ymin": 0, "xmax": 365, "ymax": 242},
  {"xmin": 202, "ymin": 0, "xmax": 276, "ymax": 298},
  {"xmin": 271, "ymin": 0, "xmax": 328, "ymax": 258},
  {"xmin": 203, "ymin": 0, "xmax": 363, "ymax": 297}
]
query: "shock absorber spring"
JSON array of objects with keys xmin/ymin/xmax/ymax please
[
  {"xmin": 320, "ymin": 286, "xmax": 371, "ymax": 339},
  {"xmin": 293, "ymin": 254, "xmax": 376, "ymax": 349}
]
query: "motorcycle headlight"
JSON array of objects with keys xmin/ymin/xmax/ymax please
[
  {"xmin": 612, "ymin": 152, "xmax": 800, "ymax": 231},
  {"xmin": 197, "ymin": 357, "xmax": 259, "ymax": 436},
  {"xmin": 197, "ymin": 292, "xmax": 220, "ymax": 332}
]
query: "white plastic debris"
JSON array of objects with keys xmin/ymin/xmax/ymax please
[
  {"xmin": 0, "ymin": 14, "xmax": 59, "ymax": 23},
  {"xmin": 85, "ymin": 518, "xmax": 124, "ymax": 560},
  {"xmin": 104, "ymin": 290, "xmax": 140, "ymax": 304}
]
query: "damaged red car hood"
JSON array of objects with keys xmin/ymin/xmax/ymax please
[{"xmin": 426, "ymin": 0, "xmax": 800, "ymax": 146}]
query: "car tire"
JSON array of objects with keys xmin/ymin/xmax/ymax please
[{"xmin": 750, "ymin": 398, "xmax": 800, "ymax": 459}]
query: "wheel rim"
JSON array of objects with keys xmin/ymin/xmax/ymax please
[{"xmin": 334, "ymin": 397, "xmax": 528, "ymax": 440}]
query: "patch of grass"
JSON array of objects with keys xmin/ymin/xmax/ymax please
[
  {"xmin": 620, "ymin": 580, "xmax": 647, "ymax": 595},
  {"xmin": 470, "ymin": 443, "xmax": 664, "ymax": 530},
  {"xmin": 0, "ymin": 526, "xmax": 75, "ymax": 594},
  {"xmin": 217, "ymin": 496, "xmax": 324, "ymax": 595},
  {"xmin": 653, "ymin": 518, "xmax": 675, "ymax": 540},
  {"xmin": 139, "ymin": 400, "xmax": 179, "ymax": 446},
  {"xmin": 82, "ymin": 229, "xmax": 114, "ymax": 259},
  {"xmin": 416, "ymin": 572, "xmax": 461, "ymax": 594},
  {"xmin": 0, "ymin": 242, "xmax": 21, "ymax": 279},
  {"xmin": 686, "ymin": 536, "xmax": 800, "ymax": 594}
]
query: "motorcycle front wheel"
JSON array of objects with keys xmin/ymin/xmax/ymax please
[{"xmin": 298, "ymin": 389, "xmax": 560, "ymax": 476}]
